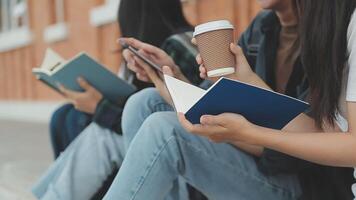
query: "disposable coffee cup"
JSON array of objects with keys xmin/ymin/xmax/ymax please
[{"xmin": 193, "ymin": 20, "xmax": 235, "ymax": 77}]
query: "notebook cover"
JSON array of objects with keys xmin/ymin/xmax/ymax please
[{"xmin": 185, "ymin": 78, "xmax": 309, "ymax": 129}]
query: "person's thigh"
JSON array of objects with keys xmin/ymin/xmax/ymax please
[
  {"xmin": 122, "ymin": 88, "xmax": 173, "ymax": 149},
  {"xmin": 104, "ymin": 112, "xmax": 302, "ymax": 200}
]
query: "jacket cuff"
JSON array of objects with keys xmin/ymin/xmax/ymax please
[{"xmin": 93, "ymin": 98, "xmax": 123, "ymax": 132}]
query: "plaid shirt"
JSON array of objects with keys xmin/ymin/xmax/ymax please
[{"xmin": 93, "ymin": 32, "xmax": 201, "ymax": 134}]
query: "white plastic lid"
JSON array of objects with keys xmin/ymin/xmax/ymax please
[
  {"xmin": 207, "ymin": 67, "xmax": 235, "ymax": 77},
  {"xmin": 193, "ymin": 20, "xmax": 234, "ymax": 37}
]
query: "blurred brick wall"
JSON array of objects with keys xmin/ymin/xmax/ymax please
[{"xmin": 0, "ymin": 0, "xmax": 260, "ymax": 101}]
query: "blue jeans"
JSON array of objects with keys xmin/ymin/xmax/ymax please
[
  {"xmin": 121, "ymin": 88, "xmax": 189, "ymax": 200},
  {"xmin": 32, "ymin": 123, "xmax": 125, "ymax": 200},
  {"xmin": 103, "ymin": 88, "xmax": 302, "ymax": 200},
  {"xmin": 50, "ymin": 104, "xmax": 92, "ymax": 158}
]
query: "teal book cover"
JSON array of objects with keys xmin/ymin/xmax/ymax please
[{"xmin": 33, "ymin": 49, "xmax": 136, "ymax": 104}]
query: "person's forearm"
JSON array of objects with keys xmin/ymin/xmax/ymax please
[
  {"xmin": 283, "ymin": 113, "xmax": 322, "ymax": 132},
  {"xmin": 229, "ymin": 72, "xmax": 273, "ymax": 91},
  {"xmin": 231, "ymin": 141, "xmax": 263, "ymax": 157},
  {"xmin": 252, "ymin": 127, "xmax": 356, "ymax": 167}
]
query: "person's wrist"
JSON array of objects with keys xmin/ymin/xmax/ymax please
[
  {"xmin": 238, "ymin": 124, "xmax": 265, "ymax": 146},
  {"xmin": 226, "ymin": 73, "xmax": 238, "ymax": 80},
  {"xmin": 249, "ymin": 125, "xmax": 279, "ymax": 147},
  {"xmin": 238, "ymin": 71, "xmax": 258, "ymax": 84}
]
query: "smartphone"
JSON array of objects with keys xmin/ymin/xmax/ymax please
[{"xmin": 119, "ymin": 40, "xmax": 163, "ymax": 73}]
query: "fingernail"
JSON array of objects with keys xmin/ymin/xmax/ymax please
[{"xmin": 200, "ymin": 116, "xmax": 206, "ymax": 123}]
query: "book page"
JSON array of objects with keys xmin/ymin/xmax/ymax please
[
  {"xmin": 164, "ymin": 75, "xmax": 206, "ymax": 113},
  {"xmin": 39, "ymin": 48, "xmax": 66, "ymax": 73}
]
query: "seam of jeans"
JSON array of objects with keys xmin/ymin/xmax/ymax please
[
  {"xmin": 152, "ymin": 101, "xmax": 172, "ymax": 113},
  {"xmin": 129, "ymin": 135, "xmax": 177, "ymax": 200},
  {"xmin": 175, "ymin": 134, "xmax": 299, "ymax": 199}
]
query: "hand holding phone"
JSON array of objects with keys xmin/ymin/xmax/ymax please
[{"xmin": 119, "ymin": 40, "xmax": 163, "ymax": 73}]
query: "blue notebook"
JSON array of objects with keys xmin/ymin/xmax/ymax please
[
  {"xmin": 33, "ymin": 49, "xmax": 136, "ymax": 103},
  {"xmin": 164, "ymin": 75, "xmax": 309, "ymax": 130}
]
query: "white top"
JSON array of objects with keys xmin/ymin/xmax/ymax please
[
  {"xmin": 334, "ymin": 11, "xmax": 356, "ymax": 198},
  {"xmin": 193, "ymin": 20, "xmax": 234, "ymax": 37}
]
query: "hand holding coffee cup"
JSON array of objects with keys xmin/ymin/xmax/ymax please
[
  {"xmin": 193, "ymin": 20, "xmax": 236, "ymax": 78},
  {"xmin": 194, "ymin": 20, "xmax": 255, "ymax": 83}
]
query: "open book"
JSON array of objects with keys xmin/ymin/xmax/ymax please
[
  {"xmin": 164, "ymin": 75, "xmax": 309, "ymax": 129},
  {"xmin": 32, "ymin": 49, "xmax": 136, "ymax": 103}
]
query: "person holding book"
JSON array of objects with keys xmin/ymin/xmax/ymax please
[
  {"xmin": 102, "ymin": 0, "xmax": 354, "ymax": 199},
  {"xmin": 178, "ymin": 0, "xmax": 356, "ymax": 198},
  {"xmin": 48, "ymin": 0, "xmax": 202, "ymax": 159},
  {"xmin": 32, "ymin": 0, "xmax": 205, "ymax": 199}
]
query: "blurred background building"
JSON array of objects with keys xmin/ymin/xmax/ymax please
[
  {"xmin": 0, "ymin": 0, "xmax": 260, "ymax": 199},
  {"xmin": 0, "ymin": 0, "xmax": 260, "ymax": 101}
]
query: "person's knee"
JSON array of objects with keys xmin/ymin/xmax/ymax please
[
  {"xmin": 133, "ymin": 112, "xmax": 180, "ymax": 148},
  {"xmin": 140, "ymin": 112, "xmax": 205, "ymax": 152},
  {"xmin": 123, "ymin": 88, "xmax": 162, "ymax": 115},
  {"xmin": 128, "ymin": 112, "xmax": 190, "ymax": 166},
  {"xmin": 122, "ymin": 88, "xmax": 165, "ymax": 135}
]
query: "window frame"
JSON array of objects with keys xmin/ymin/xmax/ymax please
[
  {"xmin": 43, "ymin": 0, "xmax": 69, "ymax": 43},
  {"xmin": 89, "ymin": 0, "xmax": 120, "ymax": 27},
  {"xmin": 0, "ymin": 0, "xmax": 32, "ymax": 52}
]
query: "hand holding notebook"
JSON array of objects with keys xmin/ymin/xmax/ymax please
[
  {"xmin": 32, "ymin": 49, "xmax": 136, "ymax": 105},
  {"xmin": 164, "ymin": 75, "xmax": 309, "ymax": 130}
]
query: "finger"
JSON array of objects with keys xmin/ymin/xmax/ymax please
[
  {"xmin": 125, "ymin": 56, "xmax": 140, "ymax": 72},
  {"xmin": 199, "ymin": 65, "xmax": 207, "ymax": 79},
  {"xmin": 200, "ymin": 72, "xmax": 206, "ymax": 79},
  {"xmin": 199, "ymin": 64, "xmax": 207, "ymax": 74},
  {"xmin": 196, "ymin": 54, "xmax": 202, "ymax": 65},
  {"xmin": 77, "ymin": 77, "xmax": 92, "ymax": 91},
  {"xmin": 122, "ymin": 49, "xmax": 133, "ymax": 62},
  {"xmin": 200, "ymin": 114, "xmax": 228, "ymax": 126},
  {"xmin": 178, "ymin": 112, "xmax": 196, "ymax": 133},
  {"xmin": 132, "ymin": 49, "xmax": 155, "ymax": 71},
  {"xmin": 200, "ymin": 124, "xmax": 227, "ymax": 135},
  {"xmin": 126, "ymin": 56, "xmax": 147, "ymax": 75},
  {"xmin": 177, "ymin": 113, "xmax": 212, "ymax": 136},
  {"xmin": 201, "ymin": 113, "xmax": 245, "ymax": 128},
  {"xmin": 138, "ymin": 49, "xmax": 167, "ymax": 67},
  {"xmin": 139, "ymin": 48, "xmax": 164, "ymax": 61},
  {"xmin": 136, "ymin": 73, "xmax": 151, "ymax": 82},
  {"xmin": 162, "ymin": 66, "xmax": 174, "ymax": 76},
  {"xmin": 120, "ymin": 38, "xmax": 161, "ymax": 55},
  {"xmin": 58, "ymin": 84, "xmax": 80, "ymax": 99},
  {"xmin": 134, "ymin": 56, "xmax": 161, "ymax": 84},
  {"xmin": 123, "ymin": 50, "xmax": 138, "ymax": 71},
  {"xmin": 230, "ymin": 44, "xmax": 245, "ymax": 64},
  {"xmin": 191, "ymin": 38, "xmax": 197, "ymax": 45},
  {"xmin": 129, "ymin": 63, "xmax": 148, "ymax": 76},
  {"xmin": 208, "ymin": 133, "xmax": 229, "ymax": 143}
]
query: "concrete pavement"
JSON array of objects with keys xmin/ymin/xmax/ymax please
[{"xmin": 0, "ymin": 120, "xmax": 52, "ymax": 200}]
